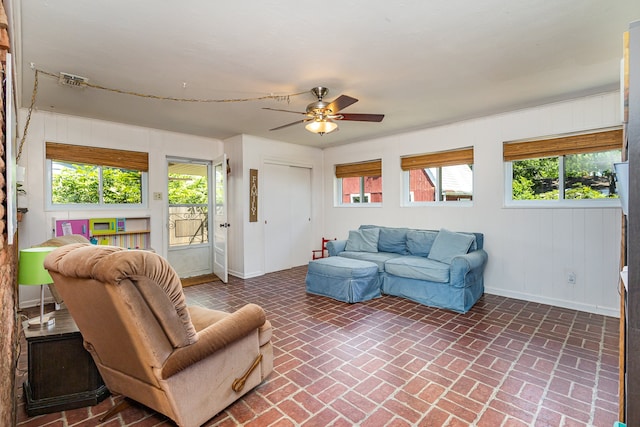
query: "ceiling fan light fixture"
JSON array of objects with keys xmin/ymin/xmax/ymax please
[
  {"xmin": 265, "ymin": 87, "xmax": 384, "ymax": 133},
  {"xmin": 305, "ymin": 119, "xmax": 338, "ymax": 135}
]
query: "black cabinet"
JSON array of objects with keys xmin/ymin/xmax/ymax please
[{"xmin": 23, "ymin": 309, "xmax": 109, "ymax": 416}]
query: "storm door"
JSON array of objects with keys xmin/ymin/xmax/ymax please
[{"xmin": 166, "ymin": 158, "xmax": 213, "ymax": 279}]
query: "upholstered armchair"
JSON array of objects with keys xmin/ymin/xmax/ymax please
[{"xmin": 44, "ymin": 243, "xmax": 274, "ymax": 427}]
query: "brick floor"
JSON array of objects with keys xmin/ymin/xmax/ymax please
[{"xmin": 16, "ymin": 266, "xmax": 620, "ymax": 426}]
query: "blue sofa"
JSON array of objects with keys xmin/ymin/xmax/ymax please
[{"xmin": 326, "ymin": 225, "xmax": 488, "ymax": 313}]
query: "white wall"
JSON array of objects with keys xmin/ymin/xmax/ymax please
[
  {"xmin": 224, "ymin": 134, "xmax": 323, "ymax": 278},
  {"xmin": 323, "ymin": 92, "xmax": 623, "ymax": 316},
  {"xmin": 17, "ymin": 110, "xmax": 223, "ymax": 308},
  {"xmin": 19, "ymin": 93, "xmax": 623, "ymax": 316}
]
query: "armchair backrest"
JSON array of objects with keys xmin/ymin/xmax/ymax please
[{"xmin": 44, "ymin": 243, "xmax": 198, "ymax": 387}]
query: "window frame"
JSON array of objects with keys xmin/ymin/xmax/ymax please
[
  {"xmin": 401, "ymin": 147, "xmax": 474, "ymax": 207},
  {"xmin": 45, "ymin": 143, "xmax": 149, "ymax": 211},
  {"xmin": 334, "ymin": 159, "xmax": 383, "ymax": 207},
  {"xmin": 503, "ymin": 128, "xmax": 623, "ymax": 208}
]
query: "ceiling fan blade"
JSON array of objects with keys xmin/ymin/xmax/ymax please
[
  {"xmin": 338, "ymin": 113, "xmax": 385, "ymax": 122},
  {"xmin": 269, "ymin": 119, "xmax": 309, "ymax": 131},
  {"xmin": 262, "ymin": 107, "xmax": 306, "ymax": 115},
  {"xmin": 326, "ymin": 95, "xmax": 358, "ymax": 114}
]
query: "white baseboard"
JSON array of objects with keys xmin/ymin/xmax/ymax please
[
  {"xmin": 484, "ymin": 286, "xmax": 620, "ymax": 318},
  {"xmin": 228, "ymin": 269, "xmax": 263, "ymax": 279}
]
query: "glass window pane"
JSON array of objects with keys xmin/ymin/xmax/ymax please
[
  {"xmin": 215, "ymin": 164, "xmax": 224, "ymax": 216},
  {"xmin": 363, "ymin": 176, "xmax": 382, "ymax": 203},
  {"xmin": 512, "ymin": 157, "xmax": 559, "ymax": 200},
  {"xmin": 564, "ymin": 150, "xmax": 621, "ymax": 199},
  {"xmin": 103, "ymin": 167, "xmax": 142, "ymax": 204},
  {"xmin": 441, "ymin": 165, "xmax": 473, "ymax": 201},
  {"xmin": 169, "ymin": 206, "xmax": 208, "ymax": 246},
  {"xmin": 341, "ymin": 176, "xmax": 362, "ymax": 204},
  {"xmin": 408, "ymin": 169, "xmax": 435, "ymax": 202},
  {"xmin": 168, "ymin": 174, "xmax": 208, "ymax": 204},
  {"xmin": 51, "ymin": 161, "xmax": 99, "ymax": 204},
  {"xmin": 168, "ymin": 165, "xmax": 209, "ymax": 246}
]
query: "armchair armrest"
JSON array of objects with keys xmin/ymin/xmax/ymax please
[
  {"xmin": 161, "ymin": 303, "xmax": 266, "ymax": 378},
  {"xmin": 326, "ymin": 239, "xmax": 347, "ymax": 256},
  {"xmin": 449, "ymin": 249, "xmax": 488, "ymax": 287}
]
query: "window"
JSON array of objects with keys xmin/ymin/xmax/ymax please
[
  {"xmin": 335, "ymin": 159, "xmax": 382, "ymax": 205},
  {"xmin": 503, "ymin": 128, "xmax": 623, "ymax": 205},
  {"xmin": 46, "ymin": 142, "xmax": 148, "ymax": 208},
  {"xmin": 401, "ymin": 147, "xmax": 474, "ymax": 204}
]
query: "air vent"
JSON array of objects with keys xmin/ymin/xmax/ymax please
[{"xmin": 58, "ymin": 72, "xmax": 89, "ymax": 88}]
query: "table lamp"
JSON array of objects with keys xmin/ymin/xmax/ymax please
[{"xmin": 18, "ymin": 247, "xmax": 57, "ymax": 328}]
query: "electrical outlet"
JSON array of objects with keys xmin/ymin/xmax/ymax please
[
  {"xmin": 567, "ymin": 272, "xmax": 576, "ymax": 285},
  {"xmin": 153, "ymin": 192, "xmax": 163, "ymax": 201}
]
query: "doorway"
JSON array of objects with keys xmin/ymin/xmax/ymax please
[{"xmin": 166, "ymin": 158, "xmax": 213, "ymax": 279}]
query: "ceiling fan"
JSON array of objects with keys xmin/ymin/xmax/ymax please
[{"xmin": 263, "ymin": 86, "xmax": 384, "ymax": 135}]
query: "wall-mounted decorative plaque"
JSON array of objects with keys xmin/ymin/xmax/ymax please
[{"xmin": 249, "ymin": 169, "xmax": 258, "ymax": 222}]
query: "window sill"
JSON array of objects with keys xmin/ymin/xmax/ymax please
[
  {"xmin": 402, "ymin": 201, "xmax": 473, "ymax": 208},
  {"xmin": 503, "ymin": 200, "xmax": 622, "ymax": 209},
  {"xmin": 334, "ymin": 203, "xmax": 383, "ymax": 208}
]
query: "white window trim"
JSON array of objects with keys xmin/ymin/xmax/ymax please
[
  {"xmin": 45, "ymin": 159, "xmax": 148, "ymax": 211},
  {"xmin": 503, "ymin": 161, "xmax": 622, "ymax": 209}
]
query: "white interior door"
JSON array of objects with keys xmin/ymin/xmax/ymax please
[
  {"xmin": 213, "ymin": 154, "xmax": 228, "ymax": 283},
  {"xmin": 264, "ymin": 163, "xmax": 291, "ymax": 273},
  {"xmin": 264, "ymin": 163, "xmax": 312, "ymax": 273},
  {"xmin": 289, "ymin": 166, "xmax": 312, "ymax": 267},
  {"xmin": 166, "ymin": 158, "xmax": 214, "ymax": 279}
]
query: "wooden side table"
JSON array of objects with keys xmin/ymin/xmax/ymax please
[{"xmin": 23, "ymin": 309, "xmax": 109, "ymax": 416}]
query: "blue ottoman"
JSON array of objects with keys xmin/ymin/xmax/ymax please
[{"xmin": 305, "ymin": 257, "xmax": 380, "ymax": 303}]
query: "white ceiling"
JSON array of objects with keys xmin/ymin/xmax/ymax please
[{"xmin": 8, "ymin": 1, "xmax": 640, "ymax": 147}]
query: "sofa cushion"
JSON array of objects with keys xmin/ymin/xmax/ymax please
[
  {"xmin": 384, "ymin": 256, "xmax": 450, "ymax": 283},
  {"xmin": 406, "ymin": 230, "xmax": 438, "ymax": 257},
  {"xmin": 428, "ymin": 229, "xmax": 476, "ymax": 264},
  {"xmin": 338, "ymin": 251, "xmax": 402, "ymax": 272},
  {"xmin": 377, "ymin": 227, "xmax": 409, "ymax": 254},
  {"xmin": 345, "ymin": 228, "xmax": 380, "ymax": 253}
]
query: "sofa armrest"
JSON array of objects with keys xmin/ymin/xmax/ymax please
[
  {"xmin": 161, "ymin": 303, "xmax": 266, "ymax": 378},
  {"xmin": 449, "ymin": 249, "xmax": 488, "ymax": 287},
  {"xmin": 326, "ymin": 239, "xmax": 347, "ymax": 256}
]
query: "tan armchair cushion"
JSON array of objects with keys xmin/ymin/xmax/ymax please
[
  {"xmin": 161, "ymin": 304, "xmax": 266, "ymax": 377},
  {"xmin": 45, "ymin": 243, "xmax": 198, "ymax": 347}
]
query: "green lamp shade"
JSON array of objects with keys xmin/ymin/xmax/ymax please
[{"xmin": 18, "ymin": 247, "xmax": 56, "ymax": 285}]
